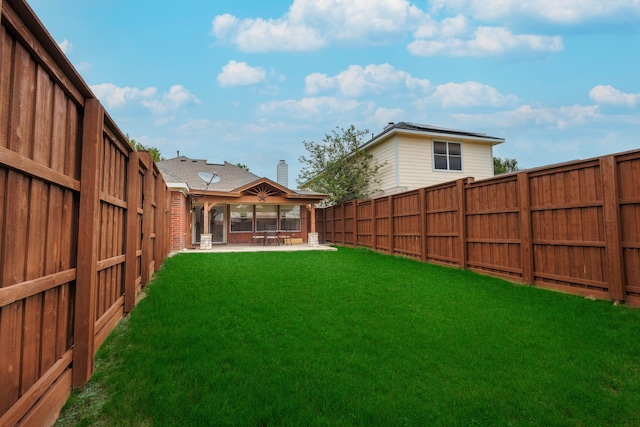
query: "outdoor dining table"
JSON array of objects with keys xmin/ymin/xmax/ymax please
[{"xmin": 264, "ymin": 230, "xmax": 281, "ymax": 246}]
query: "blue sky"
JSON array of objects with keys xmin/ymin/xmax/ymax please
[{"xmin": 27, "ymin": 0, "xmax": 639, "ymax": 184}]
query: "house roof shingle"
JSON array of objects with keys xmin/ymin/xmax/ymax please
[
  {"xmin": 361, "ymin": 121, "xmax": 504, "ymax": 149},
  {"xmin": 157, "ymin": 156, "xmax": 326, "ymax": 198},
  {"xmin": 157, "ymin": 157, "xmax": 260, "ymax": 192}
]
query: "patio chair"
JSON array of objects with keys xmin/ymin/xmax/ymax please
[{"xmin": 251, "ymin": 231, "xmax": 265, "ymax": 246}]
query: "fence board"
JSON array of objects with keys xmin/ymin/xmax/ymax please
[
  {"xmin": 1, "ymin": 2, "xmax": 171, "ymax": 423},
  {"xmin": 318, "ymin": 149, "xmax": 640, "ymax": 306}
]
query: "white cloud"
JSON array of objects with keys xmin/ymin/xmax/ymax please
[
  {"xmin": 372, "ymin": 107, "xmax": 405, "ymax": 126},
  {"xmin": 453, "ymin": 104, "xmax": 601, "ymax": 129},
  {"xmin": 176, "ymin": 119, "xmax": 212, "ymax": 134},
  {"xmin": 58, "ymin": 38, "xmax": 73, "ymax": 54},
  {"xmin": 409, "ymin": 25, "xmax": 563, "ymax": 57},
  {"xmin": 212, "ymin": 0, "xmax": 425, "ymax": 52},
  {"xmin": 217, "ymin": 60, "xmax": 267, "ymax": 87},
  {"xmin": 141, "ymin": 85, "xmax": 200, "ymax": 115},
  {"xmin": 429, "ymin": 0, "xmax": 640, "ymax": 24},
  {"xmin": 258, "ymin": 96, "xmax": 368, "ymax": 120},
  {"xmin": 421, "ymin": 81, "xmax": 519, "ymax": 108},
  {"xmin": 305, "ymin": 63, "xmax": 431, "ymax": 97},
  {"xmin": 589, "ymin": 85, "xmax": 639, "ymax": 107},
  {"xmin": 91, "ymin": 83, "xmax": 156, "ymax": 109}
]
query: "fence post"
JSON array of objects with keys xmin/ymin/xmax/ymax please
[
  {"xmin": 388, "ymin": 195, "xmax": 394, "ymax": 254},
  {"xmin": 420, "ymin": 188, "xmax": 427, "ymax": 262},
  {"xmin": 371, "ymin": 198, "xmax": 377, "ymax": 251},
  {"xmin": 518, "ymin": 171, "xmax": 534, "ymax": 284},
  {"xmin": 124, "ymin": 152, "xmax": 140, "ymax": 313},
  {"xmin": 155, "ymin": 167, "xmax": 165, "ymax": 269},
  {"xmin": 73, "ymin": 99, "xmax": 103, "ymax": 387},
  {"xmin": 601, "ymin": 155, "xmax": 625, "ymax": 301},
  {"xmin": 352, "ymin": 200, "xmax": 358, "ymax": 247},
  {"xmin": 340, "ymin": 203, "xmax": 345, "ymax": 245},
  {"xmin": 456, "ymin": 179, "xmax": 467, "ymax": 268},
  {"xmin": 140, "ymin": 153, "xmax": 153, "ymax": 286}
]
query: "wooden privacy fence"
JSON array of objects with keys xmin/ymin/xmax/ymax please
[
  {"xmin": 0, "ymin": 0, "xmax": 171, "ymax": 425},
  {"xmin": 317, "ymin": 149, "xmax": 640, "ymax": 307}
]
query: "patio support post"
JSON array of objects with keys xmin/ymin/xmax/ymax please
[
  {"xmin": 203, "ymin": 202, "xmax": 210, "ymax": 235},
  {"xmin": 308, "ymin": 204, "xmax": 319, "ymax": 246},
  {"xmin": 200, "ymin": 201, "xmax": 212, "ymax": 249},
  {"xmin": 310, "ymin": 204, "xmax": 316, "ymax": 233}
]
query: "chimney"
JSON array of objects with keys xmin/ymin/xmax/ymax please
[
  {"xmin": 277, "ymin": 160, "xmax": 288, "ymax": 188},
  {"xmin": 177, "ymin": 150, "xmax": 180, "ymax": 157}
]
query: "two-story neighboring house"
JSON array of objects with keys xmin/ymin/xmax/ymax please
[{"xmin": 363, "ymin": 122, "xmax": 505, "ymax": 196}]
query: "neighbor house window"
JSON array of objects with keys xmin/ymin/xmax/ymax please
[
  {"xmin": 433, "ymin": 141, "xmax": 462, "ymax": 171},
  {"xmin": 230, "ymin": 204, "xmax": 253, "ymax": 232},
  {"xmin": 280, "ymin": 205, "xmax": 301, "ymax": 231},
  {"xmin": 256, "ymin": 205, "xmax": 278, "ymax": 231}
]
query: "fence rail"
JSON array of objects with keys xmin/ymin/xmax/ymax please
[
  {"xmin": 1, "ymin": 1, "xmax": 170, "ymax": 425},
  {"xmin": 317, "ymin": 150, "xmax": 640, "ymax": 307}
]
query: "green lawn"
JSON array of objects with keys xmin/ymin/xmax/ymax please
[{"xmin": 57, "ymin": 247, "xmax": 640, "ymax": 426}]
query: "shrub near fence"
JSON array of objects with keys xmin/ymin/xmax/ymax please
[
  {"xmin": 0, "ymin": 0, "xmax": 170, "ymax": 425},
  {"xmin": 317, "ymin": 150, "xmax": 640, "ymax": 307}
]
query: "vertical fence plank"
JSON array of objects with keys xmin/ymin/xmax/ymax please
[
  {"xmin": 420, "ymin": 188, "xmax": 427, "ymax": 262},
  {"xmin": 518, "ymin": 171, "xmax": 534, "ymax": 284},
  {"xmin": 124, "ymin": 152, "xmax": 139, "ymax": 313},
  {"xmin": 352, "ymin": 200, "xmax": 357, "ymax": 247},
  {"xmin": 601, "ymin": 155, "xmax": 625, "ymax": 301},
  {"xmin": 140, "ymin": 153, "xmax": 153, "ymax": 287},
  {"xmin": 388, "ymin": 195, "xmax": 394, "ymax": 254},
  {"xmin": 73, "ymin": 98, "xmax": 103, "ymax": 387},
  {"xmin": 155, "ymin": 168, "xmax": 165, "ymax": 269},
  {"xmin": 457, "ymin": 179, "xmax": 467, "ymax": 268}
]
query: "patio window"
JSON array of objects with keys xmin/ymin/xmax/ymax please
[
  {"xmin": 433, "ymin": 141, "xmax": 462, "ymax": 171},
  {"xmin": 230, "ymin": 204, "xmax": 253, "ymax": 232},
  {"xmin": 256, "ymin": 205, "xmax": 278, "ymax": 231},
  {"xmin": 280, "ymin": 205, "xmax": 301, "ymax": 231}
]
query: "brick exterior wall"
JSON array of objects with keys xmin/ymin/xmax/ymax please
[{"xmin": 170, "ymin": 191, "xmax": 188, "ymax": 251}]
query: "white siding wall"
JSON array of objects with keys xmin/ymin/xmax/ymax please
[
  {"xmin": 367, "ymin": 138, "xmax": 397, "ymax": 195},
  {"xmin": 368, "ymin": 135, "xmax": 496, "ymax": 194}
]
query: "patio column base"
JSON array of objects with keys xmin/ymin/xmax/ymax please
[
  {"xmin": 308, "ymin": 232, "xmax": 319, "ymax": 247},
  {"xmin": 200, "ymin": 234, "xmax": 212, "ymax": 250}
]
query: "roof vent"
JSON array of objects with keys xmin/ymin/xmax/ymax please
[{"xmin": 384, "ymin": 122, "xmax": 395, "ymax": 130}]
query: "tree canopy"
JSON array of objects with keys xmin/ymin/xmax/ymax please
[
  {"xmin": 493, "ymin": 157, "xmax": 520, "ymax": 175},
  {"xmin": 128, "ymin": 136, "xmax": 165, "ymax": 163},
  {"xmin": 297, "ymin": 125, "xmax": 385, "ymax": 205}
]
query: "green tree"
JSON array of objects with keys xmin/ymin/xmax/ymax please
[
  {"xmin": 493, "ymin": 157, "xmax": 520, "ymax": 175},
  {"xmin": 128, "ymin": 136, "xmax": 165, "ymax": 162},
  {"xmin": 235, "ymin": 163, "xmax": 250, "ymax": 172},
  {"xmin": 297, "ymin": 125, "xmax": 385, "ymax": 205}
]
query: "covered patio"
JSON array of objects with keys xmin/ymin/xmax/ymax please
[{"xmin": 158, "ymin": 156, "xmax": 327, "ymax": 251}]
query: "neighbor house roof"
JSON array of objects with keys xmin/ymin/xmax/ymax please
[{"xmin": 361, "ymin": 121, "xmax": 505, "ymax": 150}]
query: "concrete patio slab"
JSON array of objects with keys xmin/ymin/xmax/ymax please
[{"xmin": 174, "ymin": 243, "xmax": 338, "ymax": 254}]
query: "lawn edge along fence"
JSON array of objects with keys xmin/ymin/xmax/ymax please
[
  {"xmin": 0, "ymin": 1, "xmax": 171, "ymax": 425},
  {"xmin": 317, "ymin": 149, "xmax": 640, "ymax": 307}
]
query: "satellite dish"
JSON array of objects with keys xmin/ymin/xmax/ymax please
[{"xmin": 197, "ymin": 171, "xmax": 220, "ymax": 190}]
